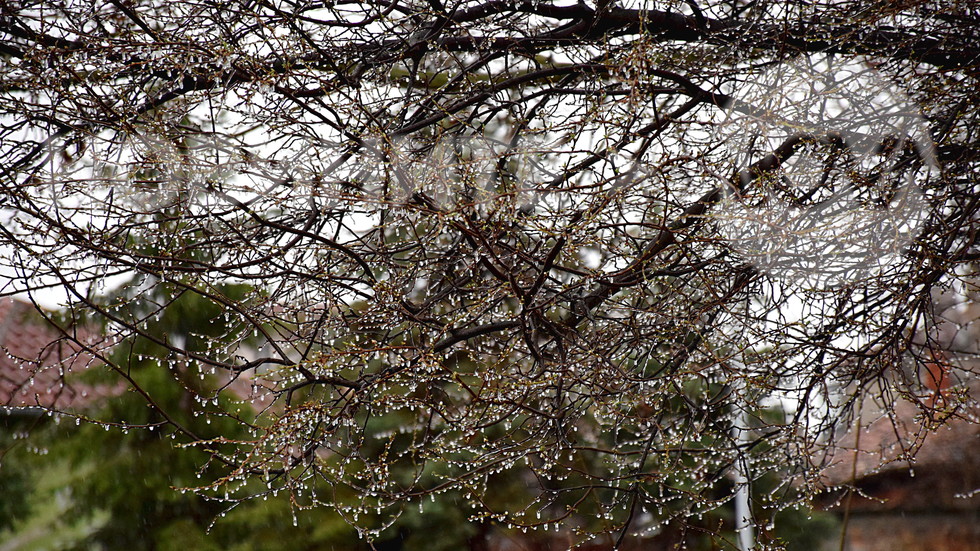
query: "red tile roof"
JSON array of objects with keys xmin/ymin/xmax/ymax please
[
  {"xmin": 0, "ymin": 297, "xmax": 110, "ymax": 410},
  {"xmin": 818, "ymin": 373, "xmax": 980, "ymax": 512}
]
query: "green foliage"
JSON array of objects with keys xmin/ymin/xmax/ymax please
[
  {"xmin": 0, "ymin": 416, "xmax": 37, "ymax": 532},
  {"xmin": 1, "ymin": 290, "xmax": 838, "ymax": 550},
  {"xmin": 0, "ymin": 282, "xmax": 499, "ymax": 551}
]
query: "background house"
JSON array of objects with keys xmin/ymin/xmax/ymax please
[{"xmin": 818, "ymin": 285, "xmax": 980, "ymax": 551}]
